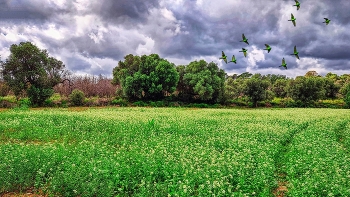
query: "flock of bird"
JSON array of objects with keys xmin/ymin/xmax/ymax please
[{"xmin": 219, "ymin": 0, "xmax": 331, "ymax": 70}]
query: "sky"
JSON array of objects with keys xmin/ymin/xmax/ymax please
[{"xmin": 0, "ymin": 0, "xmax": 350, "ymax": 79}]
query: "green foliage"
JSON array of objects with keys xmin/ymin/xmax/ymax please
[
  {"xmin": 315, "ymin": 99, "xmax": 346, "ymax": 108},
  {"xmin": 224, "ymin": 78, "xmax": 245, "ymax": 102},
  {"xmin": 182, "ymin": 60, "xmax": 225, "ymax": 103},
  {"xmin": 287, "ymin": 76, "xmax": 325, "ymax": 103},
  {"xmin": 133, "ymin": 101, "xmax": 147, "ymax": 107},
  {"xmin": 243, "ymin": 77, "xmax": 270, "ymax": 107},
  {"xmin": 69, "ymin": 89, "xmax": 85, "ymax": 106},
  {"xmin": 322, "ymin": 77, "xmax": 341, "ymax": 99},
  {"xmin": 18, "ymin": 98, "xmax": 31, "ymax": 109},
  {"xmin": 272, "ymin": 79, "xmax": 288, "ymax": 98},
  {"xmin": 111, "ymin": 98, "xmax": 128, "ymax": 106},
  {"xmin": 0, "ymin": 41, "xmax": 69, "ymax": 105},
  {"xmin": 345, "ymin": 92, "xmax": 350, "ymax": 108},
  {"xmin": 113, "ymin": 54, "xmax": 179, "ymax": 101},
  {"xmin": 27, "ymin": 85, "xmax": 54, "ymax": 107}
]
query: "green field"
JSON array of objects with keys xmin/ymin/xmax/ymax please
[{"xmin": 0, "ymin": 107, "xmax": 350, "ymax": 197}]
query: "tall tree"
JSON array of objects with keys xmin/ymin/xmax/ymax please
[
  {"xmin": 1, "ymin": 42, "xmax": 71, "ymax": 106},
  {"xmin": 183, "ymin": 60, "xmax": 226, "ymax": 103},
  {"xmin": 272, "ymin": 79, "xmax": 288, "ymax": 98},
  {"xmin": 243, "ymin": 77, "xmax": 270, "ymax": 107},
  {"xmin": 112, "ymin": 54, "xmax": 179, "ymax": 100},
  {"xmin": 286, "ymin": 76, "xmax": 324, "ymax": 104}
]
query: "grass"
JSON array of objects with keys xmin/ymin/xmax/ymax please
[{"xmin": 0, "ymin": 107, "xmax": 349, "ymax": 196}]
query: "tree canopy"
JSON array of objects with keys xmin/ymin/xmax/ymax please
[
  {"xmin": 0, "ymin": 42, "xmax": 71, "ymax": 106},
  {"xmin": 112, "ymin": 54, "xmax": 179, "ymax": 100}
]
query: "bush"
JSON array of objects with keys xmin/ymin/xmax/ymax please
[
  {"xmin": 192, "ymin": 103, "xmax": 209, "ymax": 108},
  {"xmin": 84, "ymin": 97, "xmax": 95, "ymax": 107},
  {"xmin": 0, "ymin": 96, "xmax": 17, "ymax": 108},
  {"xmin": 230, "ymin": 99, "xmax": 248, "ymax": 107},
  {"xmin": 16, "ymin": 98, "xmax": 31, "ymax": 109},
  {"xmin": 69, "ymin": 89, "xmax": 85, "ymax": 106},
  {"xmin": 27, "ymin": 86, "xmax": 54, "ymax": 107},
  {"xmin": 315, "ymin": 99, "xmax": 345, "ymax": 108},
  {"xmin": 149, "ymin": 101, "xmax": 157, "ymax": 107},
  {"xmin": 111, "ymin": 98, "xmax": 128, "ymax": 106},
  {"xmin": 155, "ymin": 101, "xmax": 166, "ymax": 107},
  {"xmin": 133, "ymin": 101, "xmax": 147, "ymax": 107}
]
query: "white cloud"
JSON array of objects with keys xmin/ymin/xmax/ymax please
[{"xmin": 247, "ymin": 46, "xmax": 265, "ymax": 68}]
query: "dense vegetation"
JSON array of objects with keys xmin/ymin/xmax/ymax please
[
  {"xmin": 0, "ymin": 108, "xmax": 349, "ymax": 196},
  {"xmin": 1, "ymin": 41, "xmax": 350, "ymax": 108}
]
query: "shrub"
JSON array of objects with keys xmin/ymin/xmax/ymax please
[
  {"xmin": 155, "ymin": 101, "xmax": 166, "ymax": 107},
  {"xmin": 133, "ymin": 101, "xmax": 147, "ymax": 107},
  {"xmin": 27, "ymin": 85, "xmax": 54, "ymax": 107},
  {"xmin": 17, "ymin": 98, "xmax": 31, "ymax": 109},
  {"xmin": 111, "ymin": 98, "xmax": 128, "ymax": 106},
  {"xmin": 315, "ymin": 99, "xmax": 345, "ymax": 108},
  {"xmin": 149, "ymin": 101, "xmax": 157, "ymax": 107},
  {"xmin": 69, "ymin": 89, "xmax": 85, "ymax": 106},
  {"xmin": 84, "ymin": 97, "xmax": 95, "ymax": 107},
  {"xmin": 169, "ymin": 101, "xmax": 181, "ymax": 107}
]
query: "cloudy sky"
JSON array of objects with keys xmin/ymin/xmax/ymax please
[{"xmin": 0, "ymin": 0, "xmax": 350, "ymax": 78}]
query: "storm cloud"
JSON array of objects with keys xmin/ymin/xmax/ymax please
[{"xmin": 0, "ymin": 0, "xmax": 350, "ymax": 78}]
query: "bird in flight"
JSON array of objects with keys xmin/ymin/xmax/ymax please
[
  {"xmin": 240, "ymin": 34, "xmax": 249, "ymax": 45},
  {"xmin": 239, "ymin": 48, "xmax": 248, "ymax": 57},
  {"xmin": 229, "ymin": 55, "xmax": 237, "ymax": 64},
  {"xmin": 293, "ymin": 0, "xmax": 300, "ymax": 10},
  {"xmin": 219, "ymin": 51, "xmax": 227, "ymax": 63},
  {"xmin": 290, "ymin": 45, "xmax": 299, "ymax": 59},
  {"xmin": 264, "ymin": 44, "xmax": 271, "ymax": 53},
  {"xmin": 323, "ymin": 18, "xmax": 331, "ymax": 25},
  {"xmin": 279, "ymin": 58, "xmax": 287, "ymax": 69},
  {"xmin": 288, "ymin": 13, "xmax": 296, "ymax": 27}
]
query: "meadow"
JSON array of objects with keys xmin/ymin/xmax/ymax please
[{"xmin": 0, "ymin": 107, "xmax": 349, "ymax": 197}]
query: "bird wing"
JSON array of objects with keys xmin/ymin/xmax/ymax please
[
  {"xmin": 292, "ymin": 20, "xmax": 296, "ymax": 26},
  {"xmin": 243, "ymin": 51, "xmax": 247, "ymax": 57},
  {"xmin": 265, "ymin": 44, "xmax": 269, "ymax": 48},
  {"xmin": 324, "ymin": 18, "xmax": 328, "ymax": 20},
  {"xmin": 242, "ymin": 34, "xmax": 246, "ymax": 40},
  {"xmin": 295, "ymin": 54, "xmax": 300, "ymax": 59},
  {"xmin": 224, "ymin": 58, "xmax": 227, "ymax": 64},
  {"xmin": 232, "ymin": 55, "xmax": 235, "ymax": 61},
  {"xmin": 222, "ymin": 51, "xmax": 225, "ymax": 57},
  {"xmin": 297, "ymin": 5, "xmax": 300, "ymax": 10},
  {"xmin": 295, "ymin": 0, "xmax": 299, "ymax": 3},
  {"xmin": 282, "ymin": 58, "xmax": 285, "ymax": 64},
  {"xmin": 294, "ymin": 46, "xmax": 297, "ymax": 53},
  {"xmin": 291, "ymin": 13, "xmax": 294, "ymax": 19}
]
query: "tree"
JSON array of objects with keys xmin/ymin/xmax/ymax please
[
  {"xmin": 272, "ymin": 79, "xmax": 288, "ymax": 98},
  {"xmin": 112, "ymin": 54, "xmax": 140, "ymax": 86},
  {"xmin": 305, "ymin": 70, "xmax": 320, "ymax": 78},
  {"xmin": 237, "ymin": 72, "xmax": 253, "ymax": 79},
  {"xmin": 0, "ymin": 42, "xmax": 71, "ymax": 106},
  {"xmin": 286, "ymin": 76, "xmax": 324, "ymax": 104},
  {"xmin": 344, "ymin": 83, "xmax": 350, "ymax": 108},
  {"xmin": 224, "ymin": 77, "xmax": 245, "ymax": 101},
  {"xmin": 322, "ymin": 77, "xmax": 341, "ymax": 99},
  {"xmin": 112, "ymin": 54, "xmax": 179, "ymax": 101},
  {"xmin": 243, "ymin": 77, "xmax": 270, "ymax": 107},
  {"xmin": 183, "ymin": 60, "xmax": 226, "ymax": 103}
]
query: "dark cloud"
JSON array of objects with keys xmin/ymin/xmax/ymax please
[
  {"xmin": 97, "ymin": 0, "xmax": 160, "ymax": 26},
  {"xmin": 0, "ymin": 0, "xmax": 350, "ymax": 78}
]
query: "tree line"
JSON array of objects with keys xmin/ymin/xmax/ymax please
[{"xmin": 1, "ymin": 41, "xmax": 350, "ymax": 108}]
